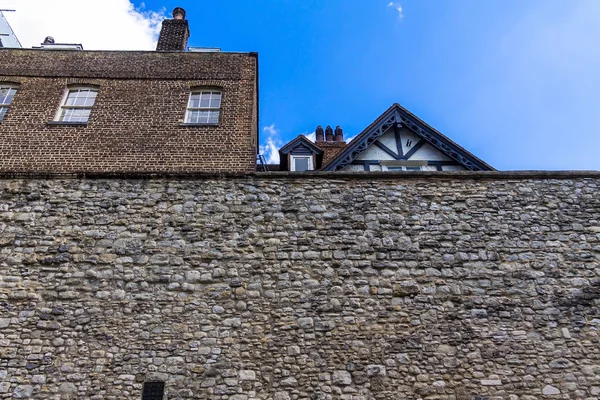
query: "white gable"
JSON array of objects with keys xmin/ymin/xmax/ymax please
[
  {"xmin": 355, "ymin": 145, "xmax": 396, "ymax": 161},
  {"xmin": 408, "ymin": 143, "xmax": 452, "ymax": 161},
  {"xmin": 378, "ymin": 130, "xmax": 397, "ymax": 151},
  {"xmin": 400, "ymin": 130, "xmax": 421, "ymax": 155}
]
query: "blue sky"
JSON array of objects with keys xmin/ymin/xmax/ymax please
[{"xmin": 5, "ymin": 1, "xmax": 600, "ymax": 170}]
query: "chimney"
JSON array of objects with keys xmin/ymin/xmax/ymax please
[
  {"xmin": 325, "ymin": 126, "xmax": 334, "ymax": 142},
  {"xmin": 315, "ymin": 126, "xmax": 324, "ymax": 142},
  {"xmin": 334, "ymin": 126, "xmax": 344, "ymax": 142},
  {"xmin": 156, "ymin": 7, "xmax": 190, "ymax": 51}
]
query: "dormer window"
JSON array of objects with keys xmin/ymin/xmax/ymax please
[
  {"xmin": 185, "ymin": 90, "xmax": 221, "ymax": 124},
  {"xmin": 0, "ymin": 84, "xmax": 18, "ymax": 122},
  {"xmin": 290, "ymin": 155, "xmax": 313, "ymax": 172},
  {"xmin": 57, "ymin": 87, "xmax": 98, "ymax": 123}
]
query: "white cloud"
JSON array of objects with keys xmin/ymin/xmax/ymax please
[
  {"xmin": 259, "ymin": 124, "xmax": 282, "ymax": 164},
  {"xmin": 387, "ymin": 2, "xmax": 404, "ymax": 19},
  {"xmin": 2, "ymin": 0, "xmax": 167, "ymax": 50},
  {"xmin": 304, "ymin": 132, "xmax": 316, "ymax": 142}
]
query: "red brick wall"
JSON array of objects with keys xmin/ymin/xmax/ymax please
[{"xmin": 0, "ymin": 49, "xmax": 258, "ymax": 174}]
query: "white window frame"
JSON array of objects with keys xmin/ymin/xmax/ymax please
[
  {"xmin": 55, "ymin": 86, "xmax": 99, "ymax": 123},
  {"xmin": 290, "ymin": 155, "xmax": 314, "ymax": 172},
  {"xmin": 184, "ymin": 89, "xmax": 222, "ymax": 125},
  {"xmin": 0, "ymin": 84, "xmax": 19, "ymax": 122},
  {"xmin": 387, "ymin": 166, "xmax": 423, "ymax": 172}
]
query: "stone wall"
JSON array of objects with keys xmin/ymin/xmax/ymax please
[{"xmin": 0, "ymin": 174, "xmax": 599, "ymax": 400}]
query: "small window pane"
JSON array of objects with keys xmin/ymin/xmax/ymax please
[
  {"xmin": 294, "ymin": 158, "xmax": 310, "ymax": 171},
  {"xmin": 189, "ymin": 95, "xmax": 201, "ymax": 108},
  {"xmin": 0, "ymin": 107, "xmax": 8, "ymax": 121},
  {"xmin": 209, "ymin": 95, "xmax": 221, "ymax": 108},
  {"xmin": 199, "ymin": 95, "xmax": 211, "ymax": 108},
  {"xmin": 0, "ymin": 87, "xmax": 17, "ymax": 105},
  {"xmin": 186, "ymin": 110, "xmax": 199, "ymax": 123},
  {"xmin": 61, "ymin": 108, "xmax": 91, "ymax": 122},
  {"xmin": 198, "ymin": 111, "xmax": 210, "ymax": 123},
  {"xmin": 207, "ymin": 111, "xmax": 219, "ymax": 124},
  {"xmin": 65, "ymin": 89, "xmax": 97, "ymax": 106},
  {"xmin": 405, "ymin": 166, "xmax": 421, "ymax": 171}
]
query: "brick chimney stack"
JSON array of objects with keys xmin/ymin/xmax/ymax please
[
  {"xmin": 325, "ymin": 126, "xmax": 334, "ymax": 142},
  {"xmin": 315, "ymin": 126, "xmax": 324, "ymax": 143},
  {"xmin": 156, "ymin": 7, "xmax": 190, "ymax": 51}
]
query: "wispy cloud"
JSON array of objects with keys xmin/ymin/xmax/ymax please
[
  {"xmin": 387, "ymin": 2, "xmax": 404, "ymax": 19},
  {"xmin": 259, "ymin": 124, "xmax": 282, "ymax": 164}
]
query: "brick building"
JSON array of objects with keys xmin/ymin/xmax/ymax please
[{"xmin": 0, "ymin": 8, "xmax": 258, "ymax": 175}]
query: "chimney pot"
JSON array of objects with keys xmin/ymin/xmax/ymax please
[
  {"xmin": 316, "ymin": 126, "xmax": 324, "ymax": 142},
  {"xmin": 325, "ymin": 126, "xmax": 334, "ymax": 142},
  {"xmin": 173, "ymin": 7, "xmax": 186, "ymax": 20},
  {"xmin": 334, "ymin": 126, "xmax": 344, "ymax": 142}
]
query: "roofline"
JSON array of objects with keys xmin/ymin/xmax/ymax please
[
  {"xmin": 393, "ymin": 103, "xmax": 494, "ymax": 171},
  {"xmin": 322, "ymin": 103, "xmax": 495, "ymax": 171},
  {"xmin": 279, "ymin": 135, "xmax": 324, "ymax": 155},
  {"xmin": 321, "ymin": 104, "xmax": 397, "ymax": 170},
  {"xmin": 0, "ymin": 170, "xmax": 597, "ymax": 180},
  {"xmin": 0, "ymin": 47, "xmax": 257, "ymax": 55}
]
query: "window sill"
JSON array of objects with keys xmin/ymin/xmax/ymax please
[
  {"xmin": 47, "ymin": 121, "xmax": 88, "ymax": 126},
  {"xmin": 179, "ymin": 123, "xmax": 219, "ymax": 127}
]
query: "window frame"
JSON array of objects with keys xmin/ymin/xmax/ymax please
[
  {"xmin": 0, "ymin": 83, "xmax": 19, "ymax": 122},
  {"xmin": 387, "ymin": 166, "xmax": 423, "ymax": 172},
  {"xmin": 54, "ymin": 86, "xmax": 99, "ymax": 124},
  {"xmin": 290, "ymin": 155, "xmax": 314, "ymax": 172},
  {"xmin": 183, "ymin": 89, "xmax": 222, "ymax": 126}
]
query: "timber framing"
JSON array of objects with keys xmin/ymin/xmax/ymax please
[{"xmin": 323, "ymin": 104, "xmax": 495, "ymax": 171}]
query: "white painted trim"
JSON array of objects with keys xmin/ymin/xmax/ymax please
[
  {"xmin": 55, "ymin": 86, "xmax": 98, "ymax": 122},
  {"xmin": 290, "ymin": 155, "xmax": 313, "ymax": 172}
]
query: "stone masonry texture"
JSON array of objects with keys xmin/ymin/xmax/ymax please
[
  {"xmin": 0, "ymin": 49, "xmax": 258, "ymax": 174},
  {"xmin": 0, "ymin": 174, "xmax": 599, "ymax": 399}
]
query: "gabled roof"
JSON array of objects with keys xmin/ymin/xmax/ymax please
[
  {"xmin": 278, "ymin": 135, "xmax": 324, "ymax": 171},
  {"xmin": 322, "ymin": 104, "xmax": 494, "ymax": 171},
  {"xmin": 279, "ymin": 135, "xmax": 323, "ymax": 155}
]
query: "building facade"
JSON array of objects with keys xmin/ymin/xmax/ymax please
[{"xmin": 0, "ymin": 9, "xmax": 258, "ymax": 175}]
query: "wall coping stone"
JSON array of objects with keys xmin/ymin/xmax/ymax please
[{"xmin": 0, "ymin": 170, "xmax": 598, "ymax": 181}]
